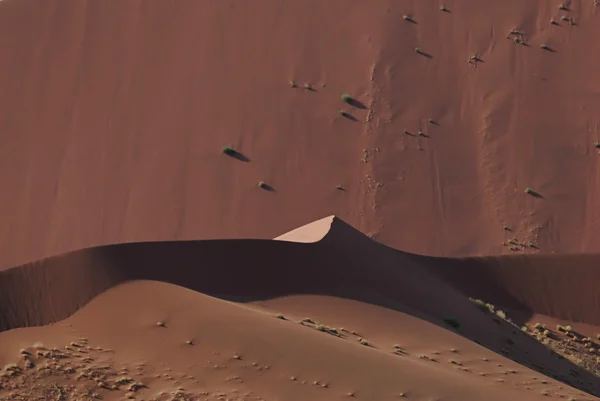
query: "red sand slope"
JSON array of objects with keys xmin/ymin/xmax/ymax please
[
  {"xmin": 2, "ymin": 216, "xmax": 600, "ymax": 399},
  {"xmin": 1, "ymin": 1, "xmax": 600, "ymax": 265},
  {"xmin": 1, "ymin": 280, "xmax": 584, "ymax": 401}
]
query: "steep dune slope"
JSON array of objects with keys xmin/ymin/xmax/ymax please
[
  {"xmin": 0, "ymin": 1, "xmax": 599, "ymax": 265},
  {"xmin": 2, "ymin": 280, "xmax": 583, "ymax": 401},
  {"xmin": 2, "ymin": 216, "xmax": 600, "ymax": 397}
]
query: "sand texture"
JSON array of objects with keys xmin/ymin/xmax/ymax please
[{"xmin": 2, "ymin": 0, "xmax": 600, "ymax": 400}]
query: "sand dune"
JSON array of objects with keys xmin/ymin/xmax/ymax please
[
  {"xmin": 0, "ymin": 280, "xmax": 575, "ymax": 401},
  {"xmin": 1, "ymin": 216, "xmax": 600, "ymax": 399},
  {"xmin": 0, "ymin": 1, "xmax": 600, "ymax": 268},
  {"xmin": 2, "ymin": 0, "xmax": 600, "ymax": 400}
]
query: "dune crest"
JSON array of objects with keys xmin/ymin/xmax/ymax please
[{"xmin": 273, "ymin": 215, "xmax": 336, "ymax": 243}]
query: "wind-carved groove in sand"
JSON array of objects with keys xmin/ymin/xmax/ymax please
[
  {"xmin": 476, "ymin": 92, "xmax": 540, "ymax": 252},
  {"xmin": 356, "ymin": 61, "xmax": 385, "ymax": 239}
]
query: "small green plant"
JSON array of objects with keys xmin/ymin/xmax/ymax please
[
  {"xmin": 275, "ymin": 313, "xmax": 286, "ymax": 320},
  {"xmin": 341, "ymin": 94, "xmax": 353, "ymax": 103},
  {"xmin": 418, "ymin": 130, "xmax": 425, "ymax": 137},
  {"xmin": 338, "ymin": 109, "xmax": 347, "ymax": 116},
  {"xmin": 521, "ymin": 325, "xmax": 529, "ymax": 332},
  {"xmin": 222, "ymin": 147, "xmax": 236, "ymax": 156},
  {"xmin": 414, "ymin": 47, "xmax": 421, "ymax": 53},
  {"xmin": 443, "ymin": 317, "xmax": 461, "ymax": 329},
  {"xmin": 525, "ymin": 187, "xmax": 534, "ymax": 194},
  {"xmin": 496, "ymin": 310, "xmax": 507, "ymax": 319}
]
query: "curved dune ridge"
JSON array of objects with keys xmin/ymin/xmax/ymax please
[
  {"xmin": 2, "ymin": 216, "xmax": 600, "ymax": 331},
  {"xmin": 1, "ymin": 217, "xmax": 600, "ymax": 399},
  {"xmin": 2, "ymin": 0, "xmax": 600, "ymax": 399}
]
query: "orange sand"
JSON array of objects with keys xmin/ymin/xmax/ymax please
[{"xmin": 1, "ymin": 1, "xmax": 600, "ymax": 400}]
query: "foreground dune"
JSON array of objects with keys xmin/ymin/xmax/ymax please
[
  {"xmin": 1, "ymin": 216, "xmax": 600, "ymax": 399},
  {"xmin": 0, "ymin": 280, "xmax": 587, "ymax": 401}
]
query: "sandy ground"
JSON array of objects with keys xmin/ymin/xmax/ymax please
[
  {"xmin": 0, "ymin": 1, "xmax": 599, "ymax": 267},
  {"xmin": 1, "ymin": 217, "xmax": 600, "ymax": 400},
  {"xmin": 2, "ymin": 1, "xmax": 600, "ymax": 400}
]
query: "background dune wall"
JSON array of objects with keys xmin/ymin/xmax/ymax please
[
  {"xmin": 1, "ymin": 1, "xmax": 600, "ymax": 267},
  {"xmin": 3, "ymin": 221, "xmax": 600, "ymax": 333},
  {"xmin": 428, "ymin": 253, "xmax": 600, "ymax": 324}
]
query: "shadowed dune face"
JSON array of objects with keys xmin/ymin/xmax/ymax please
[
  {"xmin": 3, "ymin": 217, "xmax": 600, "ymax": 397},
  {"xmin": 0, "ymin": 1, "xmax": 599, "ymax": 267},
  {"xmin": 1, "ymin": 1, "xmax": 600, "ymax": 398}
]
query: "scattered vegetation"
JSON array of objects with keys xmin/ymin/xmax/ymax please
[
  {"xmin": 156, "ymin": 321, "xmax": 166, "ymax": 327},
  {"xmin": 440, "ymin": 6, "xmax": 449, "ymax": 12},
  {"xmin": 402, "ymin": 15, "xmax": 415, "ymax": 23},
  {"xmin": 443, "ymin": 317, "xmax": 461, "ymax": 329},
  {"xmin": 275, "ymin": 313, "xmax": 286, "ymax": 320},
  {"xmin": 222, "ymin": 146, "xmax": 236, "ymax": 156},
  {"xmin": 341, "ymin": 94, "xmax": 354, "ymax": 103},
  {"xmin": 525, "ymin": 187, "xmax": 537, "ymax": 196},
  {"xmin": 289, "ymin": 80, "xmax": 297, "ymax": 88},
  {"xmin": 470, "ymin": 298, "xmax": 495, "ymax": 313},
  {"xmin": 357, "ymin": 338, "xmax": 369, "ymax": 346}
]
